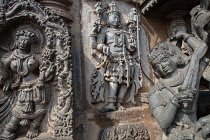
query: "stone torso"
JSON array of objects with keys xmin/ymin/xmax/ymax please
[
  {"xmin": 105, "ymin": 28, "xmax": 125, "ymax": 54},
  {"xmin": 10, "ymin": 50, "xmax": 39, "ymax": 82}
]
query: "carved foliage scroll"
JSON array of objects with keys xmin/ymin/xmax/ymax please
[{"xmin": 100, "ymin": 123, "xmax": 150, "ymax": 140}]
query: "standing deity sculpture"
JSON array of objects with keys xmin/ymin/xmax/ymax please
[
  {"xmin": 90, "ymin": 2, "xmax": 142, "ymax": 112},
  {"xmin": 148, "ymin": 0, "xmax": 210, "ymax": 139}
]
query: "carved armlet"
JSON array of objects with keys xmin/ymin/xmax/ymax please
[{"xmin": 170, "ymin": 97, "xmax": 180, "ymax": 108}]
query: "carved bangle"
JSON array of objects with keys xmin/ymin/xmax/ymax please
[
  {"xmin": 184, "ymin": 34, "xmax": 194, "ymax": 43},
  {"xmin": 170, "ymin": 97, "xmax": 180, "ymax": 108},
  {"xmin": 117, "ymin": 97, "xmax": 124, "ymax": 103}
]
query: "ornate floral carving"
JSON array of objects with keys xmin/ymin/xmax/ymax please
[
  {"xmin": 0, "ymin": 0, "xmax": 73, "ymax": 139},
  {"xmin": 100, "ymin": 123, "xmax": 150, "ymax": 140}
]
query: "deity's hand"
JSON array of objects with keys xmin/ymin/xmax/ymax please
[
  {"xmin": 201, "ymin": 124, "xmax": 210, "ymax": 139},
  {"xmin": 171, "ymin": 92, "xmax": 194, "ymax": 108},
  {"xmin": 170, "ymin": 31, "xmax": 190, "ymax": 41},
  {"xmin": 195, "ymin": 116, "xmax": 210, "ymax": 139},
  {"xmin": 47, "ymin": 63, "xmax": 56, "ymax": 75},
  {"xmin": 96, "ymin": 44, "xmax": 110, "ymax": 55},
  {"xmin": 176, "ymin": 93, "xmax": 194, "ymax": 102},
  {"xmin": 178, "ymin": 88, "xmax": 195, "ymax": 108},
  {"xmin": 129, "ymin": 40, "xmax": 137, "ymax": 51},
  {"xmin": 36, "ymin": 80, "xmax": 44, "ymax": 88},
  {"xmin": 195, "ymin": 120, "xmax": 203, "ymax": 133}
]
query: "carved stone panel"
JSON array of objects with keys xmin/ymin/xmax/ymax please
[
  {"xmin": 89, "ymin": 2, "xmax": 143, "ymax": 113},
  {"xmin": 100, "ymin": 123, "xmax": 150, "ymax": 140},
  {"xmin": 148, "ymin": 0, "xmax": 210, "ymax": 139},
  {"xmin": 81, "ymin": 1, "xmax": 152, "ymax": 139},
  {"xmin": 0, "ymin": 0, "xmax": 73, "ymax": 139}
]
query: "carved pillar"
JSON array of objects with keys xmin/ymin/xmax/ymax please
[
  {"xmin": 39, "ymin": 0, "xmax": 73, "ymax": 23},
  {"xmin": 166, "ymin": 10, "xmax": 188, "ymax": 37},
  {"xmin": 166, "ymin": 10, "xmax": 192, "ymax": 55}
]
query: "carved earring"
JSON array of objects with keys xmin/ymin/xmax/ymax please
[{"xmin": 176, "ymin": 56, "xmax": 186, "ymax": 67}]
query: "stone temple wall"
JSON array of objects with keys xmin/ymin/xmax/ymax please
[{"xmin": 0, "ymin": 0, "xmax": 206, "ymax": 140}]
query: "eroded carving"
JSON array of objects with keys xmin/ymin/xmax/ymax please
[
  {"xmin": 148, "ymin": 0, "xmax": 210, "ymax": 139},
  {"xmin": 90, "ymin": 2, "xmax": 142, "ymax": 113},
  {"xmin": 100, "ymin": 123, "xmax": 150, "ymax": 140},
  {"xmin": 0, "ymin": 0, "xmax": 73, "ymax": 139}
]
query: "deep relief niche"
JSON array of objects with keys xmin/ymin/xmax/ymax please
[
  {"xmin": 89, "ymin": 2, "xmax": 144, "ymax": 113},
  {"xmin": 0, "ymin": 0, "xmax": 73, "ymax": 139},
  {"xmin": 148, "ymin": 0, "xmax": 210, "ymax": 140}
]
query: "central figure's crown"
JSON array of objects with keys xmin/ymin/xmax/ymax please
[{"xmin": 106, "ymin": 2, "xmax": 120, "ymax": 15}]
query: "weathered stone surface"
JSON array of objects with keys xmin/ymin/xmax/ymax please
[
  {"xmin": 100, "ymin": 123, "xmax": 150, "ymax": 140},
  {"xmin": 0, "ymin": 0, "xmax": 73, "ymax": 139},
  {"xmin": 148, "ymin": 0, "xmax": 210, "ymax": 139},
  {"xmin": 0, "ymin": 0, "xmax": 208, "ymax": 140},
  {"xmin": 39, "ymin": 0, "xmax": 73, "ymax": 22}
]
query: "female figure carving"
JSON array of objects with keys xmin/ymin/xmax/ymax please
[{"xmin": 0, "ymin": 28, "xmax": 55, "ymax": 139}]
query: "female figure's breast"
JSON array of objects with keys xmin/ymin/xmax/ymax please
[
  {"xmin": 10, "ymin": 57, "xmax": 39, "ymax": 74},
  {"xmin": 28, "ymin": 58, "xmax": 39, "ymax": 71}
]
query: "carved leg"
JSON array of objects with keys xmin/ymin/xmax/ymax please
[
  {"xmin": 100, "ymin": 82, "xmax": 118, "ymax": 113},
  {"xmin": 117, "ymin": 84, "xmax": 128, "ymax": 110},
  {"xmin": 0, "ymin": 116, "xmax": 20, "ymax": 140},
  {"xmin": 26, "ymin": 104, "xmax": 45, "ymax": 139}
]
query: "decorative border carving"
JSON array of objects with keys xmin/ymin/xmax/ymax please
[{"xmin": 100, "ymin": 123, "xmax": 150, "ymax": 140}]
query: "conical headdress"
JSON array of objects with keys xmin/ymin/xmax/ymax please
[{"xmin": 106, "ymin": 2, "xmax": 120, "ymax": 15}]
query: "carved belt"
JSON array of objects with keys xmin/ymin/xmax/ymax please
[
  {"xmin": 19, "ymin": 79, "xmax": 37, "ymax": 89},
  {"xmin": 12, "ymin": 108, "xmax": 46, "ymax": 119},
  {"xmin": 17, "ymin": 82, "xmax": 46, "ymax": 113}
]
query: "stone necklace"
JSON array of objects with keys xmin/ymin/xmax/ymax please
[
  {"xmin": 13, "ymin": 50, "xmax": 33, "ymax": 76},
  {"xmin": 107, "ymin": 28, "xmax": 124, "ymax": 47}
]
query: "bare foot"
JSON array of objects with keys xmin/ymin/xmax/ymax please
[{"xmin": 26, "ymin": 128, "xmax": 39, "ymax": 139}]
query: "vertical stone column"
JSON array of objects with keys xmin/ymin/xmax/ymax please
[
  {"xmin": 166, "ymin": 10, "xmax": 192, "ymax": 55},
  {"xmin": 166, "ymin": 10, "xmax": 188, "ymax": 37}
]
